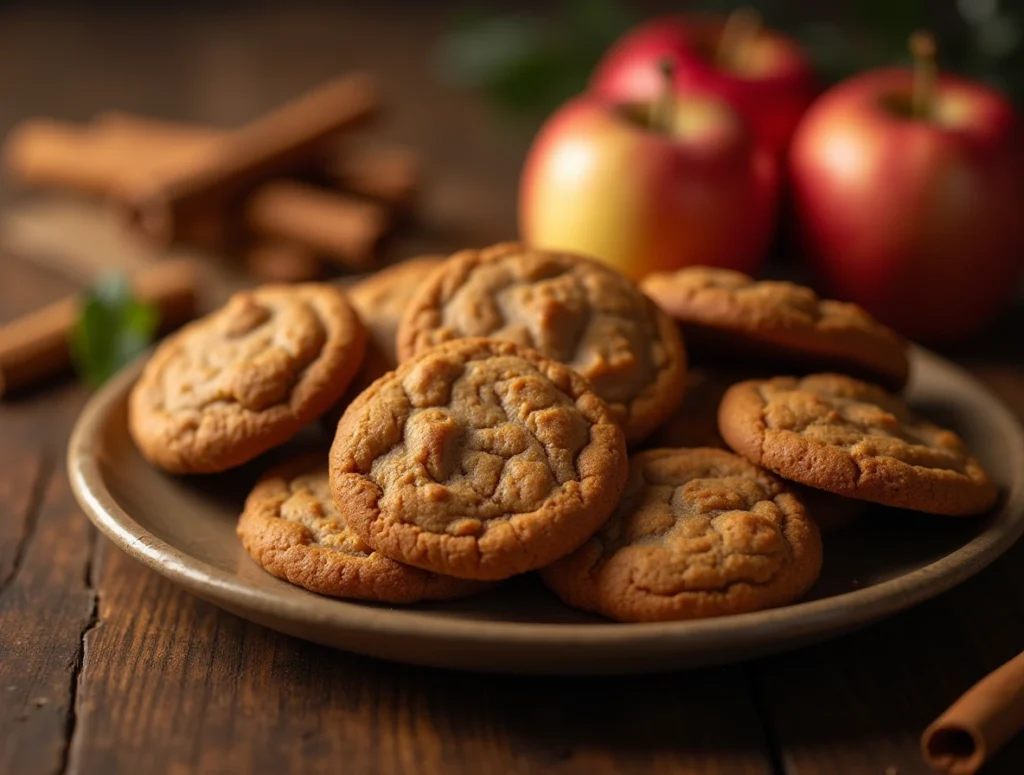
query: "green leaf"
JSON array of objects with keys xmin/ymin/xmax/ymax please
[
  {"xmin": 434, "ymin": 0, "xmax": 634, "ymax": 119},
  {"xmin": 435, "ymin": 14, "xmax": 548, "ymax": 90},
  {"xmin": 563, "ymin": 0, "xmax": 634, "ymax": 46},
  {"xmin": 71, "ymin": 271, "xmax": 159, "ymax": 388}
]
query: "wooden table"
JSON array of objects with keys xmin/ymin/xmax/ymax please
[{"xmin": 1, "ymin": 6, "xmax": 1023, "ymax": 774}]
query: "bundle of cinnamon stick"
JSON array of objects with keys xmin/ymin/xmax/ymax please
[{"xmin": 2, "ymin": 72, "xmax": 422, "ymax": 281}]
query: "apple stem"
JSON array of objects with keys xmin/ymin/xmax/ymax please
[
  {"xmin": 716, "ymin": 7, "xmax": 761, "ymax": 71},
  {"xmin": 910, "ymin": 30, "xmax": 938, "ymax": 119},
  {"xmin": 651, "ymin": 58, "xmax": 676, "ymax": 134}
]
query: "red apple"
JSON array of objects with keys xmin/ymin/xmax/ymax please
[
  {"xmin": 519, "ymin": 79, "xmax": 778, "ymax": 281},
  {"xmin": 789, "ymin": 33, "xmax": 1024, "ymax": 343},
  {"xmin": 591, "ymin": 12, "xmax": 816, "ymax": 158}
]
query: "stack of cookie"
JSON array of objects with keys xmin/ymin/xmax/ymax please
[{"xmin": 127, "ymin": 243, "xmax": 999, "ymax": 623}]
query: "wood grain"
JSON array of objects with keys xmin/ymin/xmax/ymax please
[
  {"xmin": 68, "ymin": 544, "xmax": 774, "ymax": 774},
  {"xmin": 0, "ymin": 445, "xmax": 45, "ymax": 588},
  {"xmin": 750, "ymin": 374, "xmax": 1024, "ymax": 775},
  {"xmin": 0, "ymin": 465, "xmax": 97, "ymax": 775},
  {"xmin": 752, "ymin": 544, "xmax": 1024, "ymax": 775},
  {"xmin": 0, "ymin": 5, "xmax": 1022, "ymax": 775}
]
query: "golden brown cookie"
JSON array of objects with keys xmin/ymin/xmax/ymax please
[
  {"xmin": 718, "ymin": 374, "xmax": 998, "ymax": 516},
  {"xmin": 349, "ymin": 256, "xmax": 445, "ymax": 367},
  {"xmin": 643, "ymin": 370, "xmax": 863, "ymax": 532},
  {"xmin": 541, "ymin": 448, "xmax": 822, "ymax": 622},
  {"xmin": 321, "ymin": 256, "xmax": 445, "ymax": 432},
  {"xmin": 238, "ymin": 456, "xmax": 486, "ymax": 602},
  {"xmin": 396, "ymin": 243, "xmax": 687, "ymax": 444},
  {"xmin": 329, "ymin": 338, "xmax": 628, "ymax": 581},
  {"xmin": 130, "ymin": 284, "xmax": 365, "ymax": 474},
  {"xmin": 641, "ymin": 267, "xmax": 910, "ymax": 390}
]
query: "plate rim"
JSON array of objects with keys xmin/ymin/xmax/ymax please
[{"xmin": 68, "ymin": 347, "xmax": 1024, "ymax": 654}]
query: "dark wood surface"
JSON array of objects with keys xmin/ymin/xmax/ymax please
[{"xmin": 1, "ymin": 5, "xmax": 1023, "ymax": 774}]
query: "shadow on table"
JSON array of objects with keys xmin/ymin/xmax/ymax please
[{"xmin": 747, "ymin": 533, "xmax": 1024, "ymax": 775}]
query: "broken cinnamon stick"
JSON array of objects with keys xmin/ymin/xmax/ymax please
[
  {"xmin": 92, "ymin": 111, "xmax": 221, "ymax": 148},
  {"xmin": 4, "ymin": 119, "xmax": 138, "ymax": 198},
  {"xmin": 3, "ymin": 119, "xmax": 205, "ymax": 198},
  {"xmin": 94, "ymin": 111, "xmax": 421, "ymax": 208},
  {"xmin": 116, "ymin": 72, "xmax": 380, "ymax": 245},
  {"xmin": 244, "ymin": 182, "xmax": 388, "ymax": 270},
  {"xmin": 243, "ymin": 241, "xmax": 323, "ymax": 283},
  {"xmin": 4, "ymin": 121, "xmax": 389, "ymax": 265},
  {"xmin": 0, "ymin": 259, "xmax": 201, "ymax": 397},
  {"xmin": 922, "ymin": 650, "xmax": 1024, "ymax": 774},
  {"xmin": 328, "ymin": 144, "xmax": 420, "ymax": 210}
]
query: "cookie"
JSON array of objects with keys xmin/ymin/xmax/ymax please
[
  {"xmin": 238, "ymin": 456, "xmax": 486, "ymax": 602},
  {"xmin": 718, "ymin": 374, "xmax": 998, "ymax": 516},
  {"xmin": 641, "ymin": 267, "xmax": 910, "ymax": 390},
  {"xmin": 329, "ymin": 337, "xmax": 628, "ymax": 580},
  {"xmin": 321, "ymin": 256, "xmax": 444, "ymax": 432},
  {"xmin": 643, "ymin": 370, "xmax": 863, "ymax": 532},
  {"xmin": 396, "ymin": 242, "xmax": 687, "ymax": 444},
  {"xmin": 130, "ymin": 284, "xmax": 365, "ymax": 473},
  {"xmin": 541, "ymin": 448, "xmax": 822, "ymax": 622},
  {"xmin": 349, "ymin": 256, "xmax": 444, "ymax": 368}
]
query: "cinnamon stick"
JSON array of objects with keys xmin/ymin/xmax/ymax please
[
  {"xmin": 243, "ymin": 241, "xmax": 323, "ymax": 283},
  {"xmin": 3, "ymin": 119, "xmax": 205, "ymax": 198},
  {"xmin": 4, "ymin": 119, "xmax": 137, "ymax": 198},
  {"xmin": 115, "ymin": 72, "xmax": 380, "ymax": 245},
  {"xmin": 329, "ymin": 144, "xmax": 420, "ymax": 210},
  {"xmin": 92, "ymin": 111, "xmax": 221, "ymax": 148},
  {"xmin": 244, "ymin": 182, "xmax": 388, "ymax": 270},
  {"xmin": 0, "ymin": 259, "xmax": 201, "ymax": 397},
  {"xmin": 922, "ymin": 650, "xmax": 1024, "ymax": 774},
  {"xmin": 4, "ymin": 121, "xmax": 390, "ymax": 264},
  {"xmin": 94, "ymin": 111, "xmax": 421, "ymax": 209}
]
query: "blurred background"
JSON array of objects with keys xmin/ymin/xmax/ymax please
[
  {"xmin": 0, "ymin": 0, "xmax": 1021, "ymax": 380},
  {"xmin": 3, "ymin": 0, "xmax": 1022, "ymax": 211},
  {"xmin": 436, "ymin": 0, "xmax": 1024, "ymax": 119}
]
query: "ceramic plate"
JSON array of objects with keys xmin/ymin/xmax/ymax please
[{"xmin": 68, "ymin": 347, "xmax": 1024, "ymax": 674}]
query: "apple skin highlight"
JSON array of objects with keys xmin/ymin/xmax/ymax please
[
  {"xmin": 789, "ymin": 67, "xmax": 1024, "ymax": 342},
  {"xmin": 519, "ymin": 95, "xmax": 779, "ymax": 282},
  {"xmin": 591, "ymin": 14, "xmax": 817, "ymax": 158}
]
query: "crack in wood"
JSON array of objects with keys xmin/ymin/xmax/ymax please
[
  {"xmin": 59, "ymin": 528, "xmax": 100, "ymax": 775},
  {"xmin": 0, "ymin": 452, "xmax": 53, "ymax": 592},
  {"xmin": 745, "ymin": 663, "xmax": 788, "ymax": 775}
]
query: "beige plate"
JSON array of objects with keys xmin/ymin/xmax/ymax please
[{"xmin": 68, "ymin": 347, "xmax": 1024, "ymax": 675}]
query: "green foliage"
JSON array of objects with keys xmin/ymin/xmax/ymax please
[
  {"xmin": 71, "ymin": 273, "xmax": 158, "ymax": 388},
  {"xmin": 435, "ymin": 0, "xmax": 1024, "ymax": 120},
  {"xmin": 435, "ymin": 0, "xmax": 635, "ymax": 118}
]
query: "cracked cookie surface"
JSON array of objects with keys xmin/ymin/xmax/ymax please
[
  {"xmin": 642, "ymin": 266, "xmax": 909, "ymax": 390},
  {"xmin": 396, "ymin": 243, "xmax": 687, "ymax": 443},
  {"xmin": 718, "ymin": 374, "xmax": 998, "ymax": 515},
  {"xmin": 238, "ymin": 456, "xmax": 486, "ymax": 602},
  {"xmin": 541, "ymin": 447, "xmax": 822, "ymax": 622},
  {"xmin": 329, "ymin": 337, "xmax": 628, "ymax": 580},
  {"xmin": 130, "ymin": 284, "xmax": 365, "ymax": 473}
]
